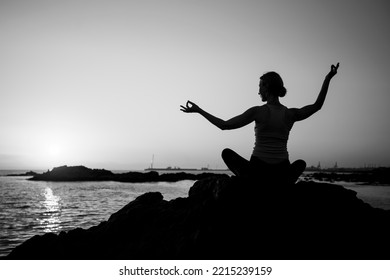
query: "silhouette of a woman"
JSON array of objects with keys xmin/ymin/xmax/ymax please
[{"xmin": 181, "ymin": 63, "xmax": 339, "ymax": 183}]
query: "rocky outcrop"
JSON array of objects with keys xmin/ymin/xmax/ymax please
[
  {"xmin": 305, "ymin": 167, "xmax": 390, "ymax": 185},
  {"xmin": 7, "ymin": 176, "xmax": 390, "ymax": 259},
  {"xmin": 5, "ymin": 171, "xmax": 38, "ymax": 177},
  {"xmin": 30, "ymin": 166, "xmax": 114, "ymax": 181},
  {"xmin": 29, "ymin": 165, "xmax": 227, "ymax": 182}
]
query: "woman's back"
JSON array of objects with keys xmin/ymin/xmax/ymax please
[{"xmin": 253, "ymin": 104, "xmax": 293, "ymax": 163}]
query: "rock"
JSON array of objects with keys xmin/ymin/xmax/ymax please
[
  {"xmin": 29, "ymin": 165, "xmax": 227, "ymax": 183},
  {"xmin": 7, "ymin": 177, "xmax": 390, "ymax": 259},
  {"xmin": 5, "ymin": 171, "xmax": 38, "ymax": 177},
  {"xmin": 30, "ymin": 165, "xmax": 114, "ymax": 181},
  {"xmin": 115, "ymin": 171, "xmax": 160, "ymax": 182},
  {"xmin": 305, "ymin": 168, "xmax": 390, "ymax": 185}
]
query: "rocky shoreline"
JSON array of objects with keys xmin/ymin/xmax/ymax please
[
  {"xmin": 28, "ymin": 165, "xmax": 228, "ymax": 183},
  {"xmin": 304, "ymin": 168, "xmax": 390, "ymax": 185},
  {"xmin": 7, "ymin": 175, "xmax": 390, "ymax": 260},
  {"xmin": 5, "ymin": 171, "xmax": 38, "ymax": 177}
]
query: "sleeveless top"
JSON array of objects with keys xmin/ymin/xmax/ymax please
[{"xmin": 252, "ymin": 104, "xmax": 293, "ymax": 163}]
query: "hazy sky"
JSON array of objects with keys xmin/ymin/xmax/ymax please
[{"xmin": 1, "ymin": 0, "xmax": 389, "ymax": 170}]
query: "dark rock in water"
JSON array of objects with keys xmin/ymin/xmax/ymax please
[
  {"xmin": 5, "ymin": 171, "xmax": 38, "ymax": 177},
  {"xmin": 306, "ymin": 168, "xmax": 390, "ymax": 185},
  {"xmin": 115, "ymin": 171, "xmax": 160, "ymax": 182},
  {"xmin": 29, "ymin": 165, "xmax": 226, "ymax": 183},
  {"xmin": 30, "ymin": 165, "xmax": 114, "ymax": 181},
  {"xmin": 7, "ymin": 177, "xmax": 390, "ymax": 259}
]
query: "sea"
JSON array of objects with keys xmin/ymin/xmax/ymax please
[{"xmin": 1, "ymin": 170, "xmax": 390, "ymax": 258}]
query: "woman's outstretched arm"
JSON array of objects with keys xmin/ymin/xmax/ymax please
[
  {"xmin": 180, "ymin": 101, "xmax": 258, "ymax": 130},
  {"xmin": 291, "ymin": 63, "xmax": 340, "ymax": 122}
]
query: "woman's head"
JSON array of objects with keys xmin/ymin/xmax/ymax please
[{"xmin": 259, "ymin": 72, "xmax": 287, "ymax": 101}]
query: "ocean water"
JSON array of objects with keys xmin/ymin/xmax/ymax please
[
  {"xmin": 340, "ymin": 182, "xmax": 390, "ymax": 211},
  {"xmin": 1, "ymin": 171, "xmax": 390, "ymax": 258},
  {"xmin": 0, "ymin": 172, "xmax": 194, "ymax": 257}
]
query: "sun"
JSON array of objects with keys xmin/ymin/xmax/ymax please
[
  {"xmin": 48, "ymin": 144, "xmax": 61, "ymax": 158},
  {"xmin": 45, "ymin": 143, "xmax": 66, "ymax": 166},
  {"xmin": 40, "ymin": 140, "xmax": 68, "ymax": 167}
]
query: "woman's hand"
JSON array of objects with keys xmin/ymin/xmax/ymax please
[
  {"xmin": 327, "ymin": 62, "xmax": 340, "ymax": 79},
  {"xmin": 180, "ymin": 101, "xmax": 201, "ymax": 113}
]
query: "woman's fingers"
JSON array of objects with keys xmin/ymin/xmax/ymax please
[
  {"xmin": 180, "ymin": 100, "xmax": 198, "ymax": 113},
  {"xmin": 180, "ymin": 103, "xmax": 192, "ymax": 112},
  {"xmin": 331, "ymin": 62, "xmax": 340, "ymax": 72}
]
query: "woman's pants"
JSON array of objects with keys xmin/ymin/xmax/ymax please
[{"xmin": 221, "ymin": 148, "xmax": 306, "ymax": 184}]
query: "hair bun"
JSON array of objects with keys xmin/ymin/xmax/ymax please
[{"xmin": 279, "ymin": 87, "xmax": 287, "ymax": 97}]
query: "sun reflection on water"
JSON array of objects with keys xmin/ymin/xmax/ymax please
[{"xmin": 39, "ymin": 187, "xmax": 62, "ymax": 233}]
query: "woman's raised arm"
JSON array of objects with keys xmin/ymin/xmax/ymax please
[{"xmin": 291, "ymin": 63, "xmax": 339, "ymax": 122}]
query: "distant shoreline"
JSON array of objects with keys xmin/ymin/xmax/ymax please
[
  {"xmin": 145, "ymin": 167, "xmax": 229, "ymax": 172},
  {"xmin": 3, "ymin": 171, "xmax": 39, "ymax": 177},
  {"xmin": 2, "ymin": 166, "xmax": 390, "ymax": 185},
  {"xmin": 26, "ymin": 165, "xmax": 229, "ymax": 183},
  {"xmin": 303, "ymin": 167, "xmax": 390, "ymax": 186}
]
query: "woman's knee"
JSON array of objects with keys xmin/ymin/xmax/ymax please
[
  {"xmin": 221, "ymin": 148, "xmax": 234, "ymax": 160},
  {"xmin": 292, "ymin": 159, "xmax": 306, "ymax": 170}
]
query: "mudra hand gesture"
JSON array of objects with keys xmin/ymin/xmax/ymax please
[
  {"xmin": 328, "ymin": 62, "xmax": 340, "ymax": 79},
  {"xmin": 180, "ymin": 101, "xmax": 200, "ymax": 113}
]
